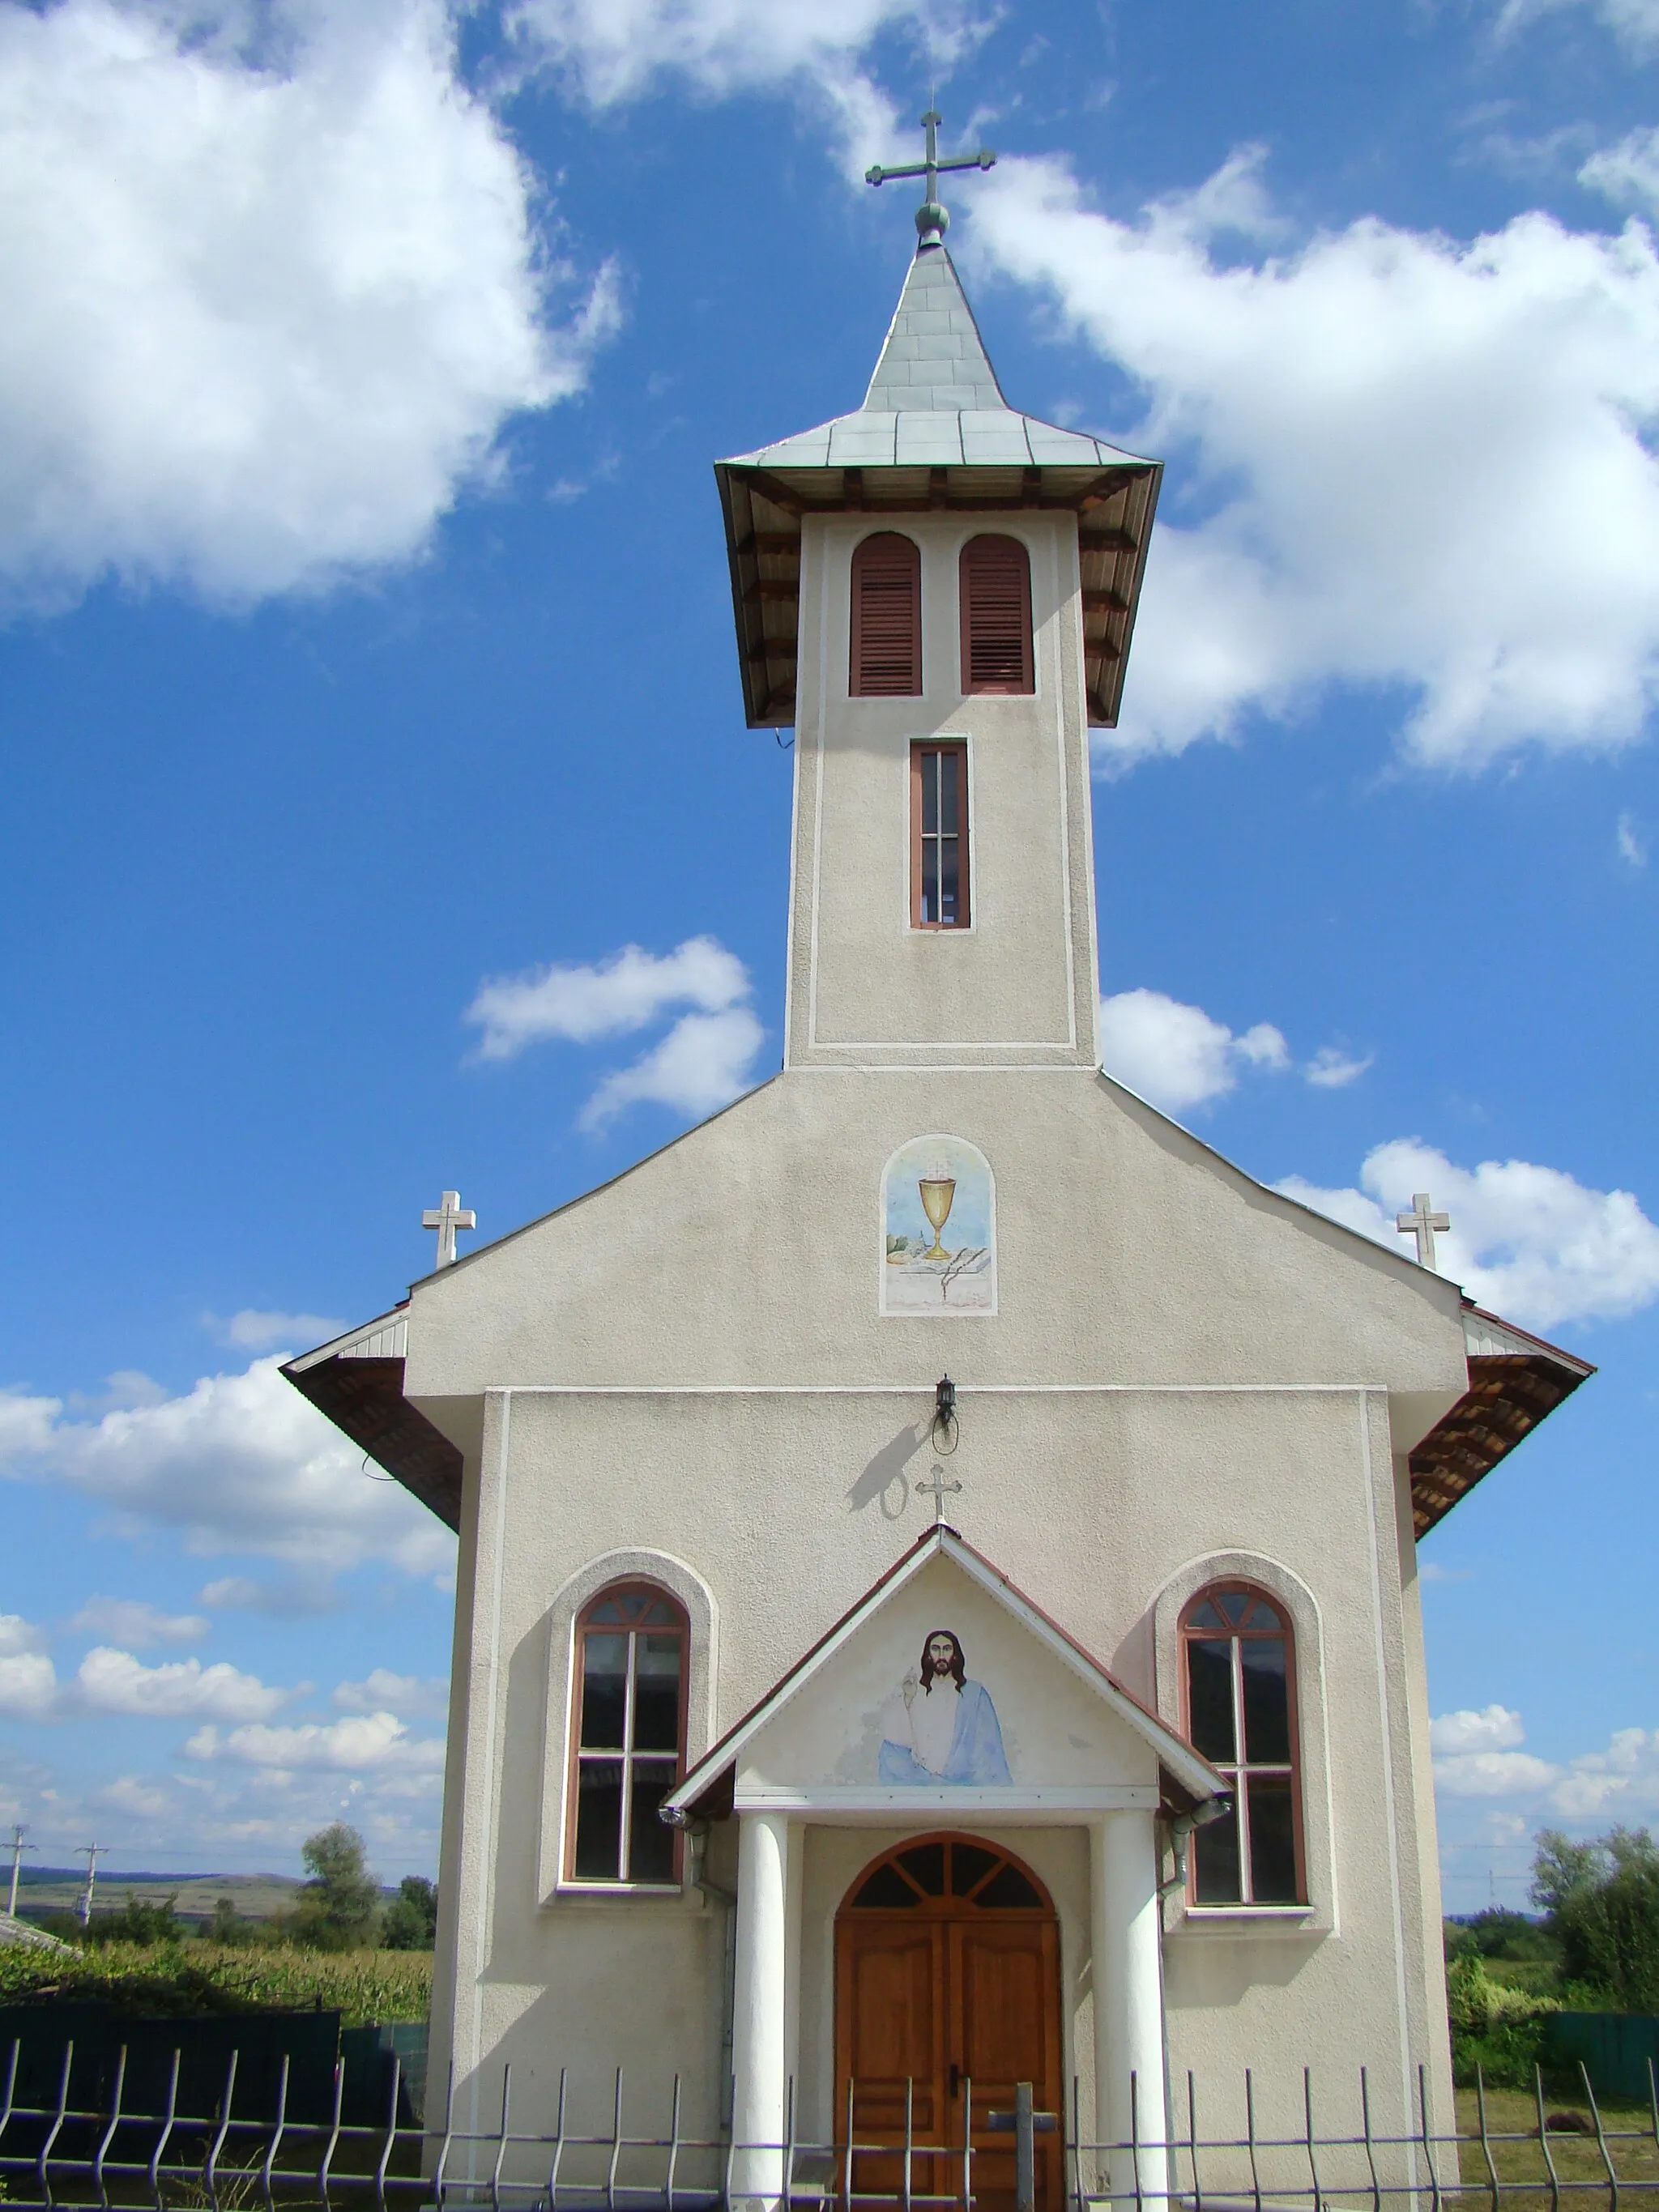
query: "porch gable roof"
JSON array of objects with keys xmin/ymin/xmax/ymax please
[{"xmin": 663, "ymin": 1524, "xmax": 1225, "ymax": 1820}]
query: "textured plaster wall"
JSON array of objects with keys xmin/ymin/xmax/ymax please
[
  {"xmin": 403, "ymin": 1074, "xmax": 1466, "ymax": 1403},
  {"xmin": 786, "ymin": 511, "xmax": 1098, "ymax": 1067}
]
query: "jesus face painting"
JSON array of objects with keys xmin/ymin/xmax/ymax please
[{"xmin": 876, "ymin": 1628, "xmax": 1013, "ymax": 1786}]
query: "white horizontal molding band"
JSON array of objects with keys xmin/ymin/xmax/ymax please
[
  {"xmin": 731, "ymin": 1784, "xmax": 1162, "ymax": 1818},
  {"xmin": 485, "ymin": 1383, "xmax": 1386, "ymax": 1397}
]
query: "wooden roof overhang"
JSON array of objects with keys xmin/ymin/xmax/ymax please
[
  {"xmin": 714, "ymin": 458, "xmax": 1162, "ymax": 731},
  {"xmin": 279, "ymin": 1302, "xmax": 1587, "ymax": 1554},
  {"xmin": 282, "ymin": 1311, "xmax": 463, "ymax": 1532},
  {"xmin": 1410, "ymin": 1306, "xmax": 1594, "ymax": 1538}
]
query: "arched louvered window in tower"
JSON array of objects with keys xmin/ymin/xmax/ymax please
[
  {"xmin": 850, "ymin": 532, "xmax": 922, "ymax": 697},
  {"xmin": 960, "ymin": 534, "xmax": 1034, "ymax": 695}
]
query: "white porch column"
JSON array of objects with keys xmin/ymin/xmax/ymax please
[
  {"xmin": 731, "ymin": 1810, "xmax": 790, "ymax": 2210},
  {"xmin": 1092, "ymin": 1812, "xmax": 1170, "ymax": 2207}
]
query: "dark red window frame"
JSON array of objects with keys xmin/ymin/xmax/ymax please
[
  {"xmin": 566, "ymin": 1581, "xmax": 689, "ymax": 1887},
  {"xmin": 1179, "ymin": 1583, "xmax": 1305, "ymax": 1907},
  {"xmin": 851, "ymin": 532, "xmax": 922, "ymax": 697},
  {"xmin": 911, "ymin": 741, "xmax": 970, "ymax": 929},
  {"xmin": 959, "ymin": 534, "xmax": 1034, "ymax": 695}
]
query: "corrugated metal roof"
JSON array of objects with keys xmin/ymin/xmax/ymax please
[{"xmin": 720, "ymin": 244, "xmax": 1154, "ymax": 478}]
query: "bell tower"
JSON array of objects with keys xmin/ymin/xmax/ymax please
[{"xmin": 714, "ymin": 119, "xmax": 1161, "ymax": 1074}]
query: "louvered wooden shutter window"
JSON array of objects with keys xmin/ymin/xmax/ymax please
[
  {"xmin": 851, "ymin": 533, "xmax": 922, "ymax": 697},
  {"xmin": 960, "ymin": 535, "xmax": 1034, "ymax": 694}
]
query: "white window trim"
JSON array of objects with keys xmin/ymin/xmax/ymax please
[
  {"xmin": 1152, "ymin": 1549, "xmax": 1337, "ymax": 1938},
  {"xmin": 538, "ymin": 1548, "xmax": 718, "ymax": 1906}
]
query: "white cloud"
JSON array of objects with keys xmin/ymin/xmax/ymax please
[
  {"xmin": 467, "ymin": 936, "xmax": 753, "ymax": 1057},
  {"xmin": 1100, "ymin": 988, "xmax": 1363, "ymax": 1114},
  {"xmin": 1433, "ymin": 1704, "xmax": 1559, "ymax": 1795},
  {"xmin": 94, "ymin": 1775, "xmax": 173, "ymax": 1819},
  {"xmin": 187, "ymin": 1710, "xmax": 444, "ymax": 1773},
  {"xmin": 0, "ymin": 1391, "xmax": 59, "ymax": 1455},
  {"xmin": 198, "ymin": 1574, "xmax": 338, "ymax": 1616},
  {"xmin": 208, "ymin": 1311, "xmax": 346, "ymax": 1353},
  {"xmin": 1432, "ymin": 1704, "xmax": 1528, "ymax": 1754},
  {"xmin": 579, "ymin": 1006, "xmax": 766, "ymax": 1129},
  {"xmin": 1502, "ymin": 0, "xmax": 1659, "ymax": 58},
  {"xmin": 1277, "ymin": 1138, "xmax": 1659, "ymax": 1330},
  {"xmin": 1618, "ymin": 809, "xmax": 1648, "ymax": 867},
  {"xmin": 467, "ymin": 936, "xmax": 767, "ymax": 1127},
  {"xmin": 334, "ymin": 1669, "xmax": 447, "ymax": 1715},
  {"xmin": 1305, "ymin": 1046, "xmax": 1374, "ymax": 1089},
  {"xmin": 0, "ymin": 1652, "xmax": 57, "ymax": 1719},
  {"xmin": 964, "ymin": 147, "xmax": 1659, "ymax": 769},
  {"xmin": 1100, "ymin": 988, "xmax": 1287, "ymax": 1113},
  {"xmin": 69, "ymin": 1598, "xmax": 208, "ymax": 1649},
  {"xmin": 1436, "ymin": 1746, "xmax": 1562, "ymax": 1796},
  {"xmin": 75, "ymin": 1647, "xmax": 288, "ymax": 1723},
  {"xmin": 0, "ymin": 1357, "xmax": 454, "ymax": 1578},
  {"xmin": 1431, "ymin": 1707, "xmax": 1659, "ymax": 1822},
  {"xmin": 0, "ymin": 0, "xmax": 619, "ymax": 611},
  {"xmin": 0, "ymin": 1615, "xmax": 45, "ymax": 1658},
  {"xmin": 509, "ymin": 0, "xmax": 979, "ymax": 173}
]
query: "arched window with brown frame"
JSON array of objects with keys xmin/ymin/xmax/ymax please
[
  {"xmin": 959, "ymin": 535, "xmax": 1034, "ymax": 695},
  {"xmin": 851, "ymin": 532, "xmax": 922, "ymax": 696},
  {"xmin": 1179, "ymin": 1583, "xmax": 1304, "ymax": 1906},
  {"xmin": 567, "ymin": 1582, "xmax": 688, "ymax": 1886}
]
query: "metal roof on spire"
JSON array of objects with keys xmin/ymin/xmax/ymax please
[{"xmin": 712, "ymin": 113, "xmax": 1163, "ymax": 729}]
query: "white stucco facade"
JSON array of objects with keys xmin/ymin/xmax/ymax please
[{"xmin": 285, "ymin": 232, "xmax": 1590, "ymax": 2206}]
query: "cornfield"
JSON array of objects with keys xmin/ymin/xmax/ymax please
[{"xmin": 0, "ymin": 1942, "xmax": 432, "ymax": 2024}]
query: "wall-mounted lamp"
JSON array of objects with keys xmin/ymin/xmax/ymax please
[{"xmin": 932, "ymin": 1374, "xmax": 959, "ymax": 1454}]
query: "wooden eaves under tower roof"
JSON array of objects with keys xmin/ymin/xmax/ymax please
[{"xmin": 715, "ymin": 238, "xmax": 1161, "ymax": 729}]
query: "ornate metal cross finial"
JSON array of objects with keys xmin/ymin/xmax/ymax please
[
  {"xmin": 422, "ymin": 1188, "xmax": 476, "ymax": 1269},
  {"xmin": 915, "ymin": 1463, "xmax": 963, "ymax": 1524},
  {"xmin": 1396, "ymin": 1191, "xmax": 1451, "ymax": 1270},
  {"xmin": 866, "ymin": 109, "xmax": 996, "ymax": 250}
]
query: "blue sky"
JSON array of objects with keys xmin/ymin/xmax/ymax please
[{"xmin": 1, "ymin": 0, "xmax": 1657, "ymax": 1907}]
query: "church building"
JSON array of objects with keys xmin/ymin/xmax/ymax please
[{"xmin": 286, "ymin": 138, "xmax": 1591, "ymax": 2206}]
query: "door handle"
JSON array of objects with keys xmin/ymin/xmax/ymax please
[{"xmin": 949, "ymin": 2063, "xmax": 961, "ymax": 2099}]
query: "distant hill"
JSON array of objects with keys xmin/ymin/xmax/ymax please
[{"xmin": 14, "ymin": 1869, "xmax": 306, "ymax": 1924}]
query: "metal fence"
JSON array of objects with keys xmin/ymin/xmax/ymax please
[{"xmin": 2, "ymin": 2039, "xmax": 1658, "ymax": 2212}]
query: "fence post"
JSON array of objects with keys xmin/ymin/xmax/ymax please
[{"xmin": 1015, "ymin": 2082, "xmax": 1036, "ymax": 2212}]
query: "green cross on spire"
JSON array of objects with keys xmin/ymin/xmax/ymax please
[{"xmin": 865, "ymin": 110, "xmax": 996, "ymax": 249}]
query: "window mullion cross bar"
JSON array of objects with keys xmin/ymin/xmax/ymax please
[
  {"xmin": 619, "ymin": 1627, "xmax": 637, "ymax": 1882},
  {"xmin": 1232, "ymin": 1635, "xmax": 1253, "ymax": 1905}
]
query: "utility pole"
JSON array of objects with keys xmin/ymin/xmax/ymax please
[
  {"xmin": 75, "ymin": 1842, "xmax": 108, "ymax": 1928},
  {"xmin": 6, "ymin": 1825, "xmax": 32, "ymax": 1917}
]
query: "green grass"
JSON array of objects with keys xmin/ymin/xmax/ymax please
[{"xmin": 0, "ymin": 1943, "xmax": 432, "ymax": 2025}]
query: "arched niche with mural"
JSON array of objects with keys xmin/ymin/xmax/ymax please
[{"xmin": 879, "ymin": 1135, "xmax": 997, "ymax": 1317}]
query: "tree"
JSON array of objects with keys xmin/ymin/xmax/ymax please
[
  {"xmin": 1532, "ymin": 1826, "xmax": 1659, "ymax": 2010},
  {"xmin": 84, "ymin": 1890, "xmax": 181, "ymax": 1947},
  {"xmin": 381, "ymin": 1875, "xmax": 438, "ymax": 1950},
  {"xmin": 296, "ymin": 1823, "xmax": 381, "ymax": 1950}
]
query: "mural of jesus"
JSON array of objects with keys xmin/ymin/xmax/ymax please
[{"xmin": 877, "ymin": 1629, "xmax": 1012, "ymax": 1785}]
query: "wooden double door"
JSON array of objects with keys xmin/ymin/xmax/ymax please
[{"xmin": 834, "ymin": 1836, "xmax": 1063, "ymax": 2212}]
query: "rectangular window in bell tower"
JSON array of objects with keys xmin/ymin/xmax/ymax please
[{"xmin": 911, "ymin": 742, "xmax": 970, "ymax": 929}]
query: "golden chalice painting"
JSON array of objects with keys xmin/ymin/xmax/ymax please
[{"xmin": 881, "ymin": 1136, "xmax": 996, "ymax": 1315}]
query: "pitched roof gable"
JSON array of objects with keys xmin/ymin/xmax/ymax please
[{"xmin": 665, "ymin": 1524, "xmax": 1225, "ymax": 1818}]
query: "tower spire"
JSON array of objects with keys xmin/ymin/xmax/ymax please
[{"xmin": 865, "ymin": 109, "xmax": 996, "ymax": 252}]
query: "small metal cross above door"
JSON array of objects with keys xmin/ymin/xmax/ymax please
[
  {"xmin": 422, "ymin": 1189, "xmax": 476, "ymax": 1270},
  {"xmin": 915, "ymin": 1463, "xmax": 962, "ymax": 1523},
  {"xmin": 1396, "ymin": 1191, "xmax": 1450, "ymax": 1270}
]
